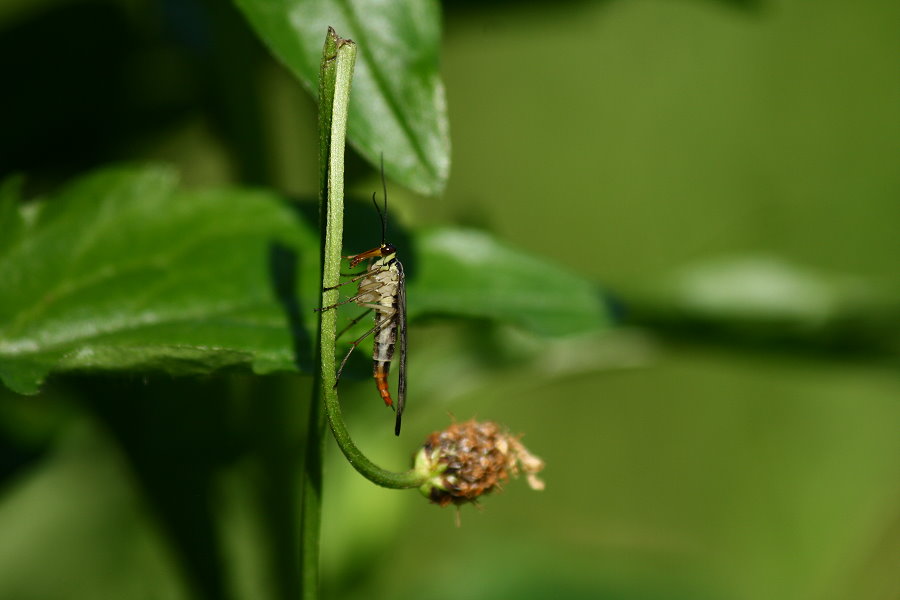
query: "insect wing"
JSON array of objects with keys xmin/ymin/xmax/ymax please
[{"xmin": 395, "ymin": 260, "xmax": 407, "ymax": 436}]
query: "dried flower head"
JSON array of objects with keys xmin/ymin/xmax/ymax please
[{"xmin": 413, "ymin": 419, "xmax": 545, "ymax": 507}]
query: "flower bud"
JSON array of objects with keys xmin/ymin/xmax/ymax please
[{"xmin": 413, "ymin": 419, "xmax": 545, "ymax": 507}]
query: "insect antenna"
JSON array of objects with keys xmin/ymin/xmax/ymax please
[{"xmin": 371, "ymin": 154, "xmax": 388, "ymax": 245}]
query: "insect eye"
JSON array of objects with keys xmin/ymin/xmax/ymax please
[{"xmin": 382, "ymin": 243, "xmax": 396, "ymax": 255}]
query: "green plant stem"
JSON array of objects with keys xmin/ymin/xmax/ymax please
[
  {"xmin": 317, "ymin": 29, "xmax": 425, "ymax": 490},
  {"xmin": 302, "ymin": 25, "xmax": 426, "ymax": 600},
  {"xmin": 298, "ymin": 28, "xmax": 349, "ymax": 600}
]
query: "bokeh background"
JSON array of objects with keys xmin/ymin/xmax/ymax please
[{"xmin": 1, "ymin": 1, "xmax": 898, "ymax": 599}]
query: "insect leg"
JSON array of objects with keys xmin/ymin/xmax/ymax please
[
  {"xmin": 334, "ymin": 319, "xmax": 385, "ymax": 388},
  {"xmin": 322, "ymin": 271, "xmax": 369, "ymax": 292},
  {"xmin": 335, "ymin": 308, "xmax": 374, "ymax": 340},
  {"xmin": 315, "ymin": 292, "xmax": 369, "ymax": 312},
  {"xmin": 315, "ymin": 298, "xmax": 352, "ymax": 312}
]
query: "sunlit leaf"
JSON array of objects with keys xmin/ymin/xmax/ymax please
[
  {"xmin": 0, "ymin": 165, "xmax": 321, "ymax": 394},
  {"xmin": 235, "ymin": 0, "xmax": 450, "ymax": 195}
]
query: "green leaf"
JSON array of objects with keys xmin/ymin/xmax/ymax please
[
  {"xmin": 235, "ymin": 0, "xmax": 450, "ymax": 195},
  {"xmin": 0, "ymin": 166, "xmax": 613, "ymax": 395},
  {"xmin": 408, "ymin": 228, "xmax": 613, "ymax": 336},
  {"xmin": 0, "ymin": 165, "xmax": 321, "ymax": 394}
]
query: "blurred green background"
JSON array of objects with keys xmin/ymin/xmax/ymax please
[{"xmin": 1, "ymin": 1, "xmax": 898, "ymax": 599}]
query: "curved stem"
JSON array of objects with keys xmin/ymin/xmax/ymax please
[
  {"xmin": 324, "ymin": 386, "xmax": 424, "ymax": 488},
  {"xmin": 317, "ymin": 30, "xmax": 425, "ymax": 489}
]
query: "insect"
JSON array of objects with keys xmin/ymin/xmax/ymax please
[{"xmin": 318, "ymin": 162, "xmax": 407, "ymax": 436}]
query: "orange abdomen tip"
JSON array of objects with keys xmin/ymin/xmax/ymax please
[{"xmin": 375, "ymin": 372, "xmax": 394, "ymax": 408}]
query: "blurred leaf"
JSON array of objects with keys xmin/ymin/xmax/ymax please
[
  {"xmin": 0, "ymin": 421, "xmax": 192, "ymax": 600},
  {"xmin": 409, "ymin": 228, "xmax": 613, "ymax": 336},
  {"xmin": 628, "ymin": 256, "xmax": 900, "ymax": 355},
  {"xmin": 234, "ymin": 0, "xmax": 450, "ymax": 195},
  {"xmin": 0, "ymin": 165, "xmax": 613, "ymax": 395},
  {"xmin": 670, "ymin": 256, "xmax": 858, "ymax": 322}
]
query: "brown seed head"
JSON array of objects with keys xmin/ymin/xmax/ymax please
[{"xmin": 414, "ymin": 419, "xmax": 545, "ymax": 507}]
